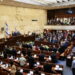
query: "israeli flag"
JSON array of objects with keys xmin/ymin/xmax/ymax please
[{"xmin": 5, "ymin": 22, "xmax": 10, "ymax": 36}]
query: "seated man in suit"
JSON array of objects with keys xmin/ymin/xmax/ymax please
[
  {"xmin": 12, "ymin": 47, "xmax": 17, "ymax": 57},
  {"xmin": 15, "ymin": 67, "xmax": 23, "ymax": 75},
  {"xmin": 52, "ymin": 45, "xmax": 57, "ymax": 53},
  {"xmin": 43, "ymin": 63, "xmax": 53, "ymax": 73},
  {"xmin": 3, "ymin": 49, "xmax": 7, "ymax": 59},
  {"xmin": 8, "ymin": 47, "xmax": 13, "ymax": 55},
  {"xmin": 40, "ymin": 44, "xmax": 44, "ymax": 51},
  {"xmin": 27, "ymin": 42, "xmax": 33, "ymax": 49},
  {"xmin": 34, "ymin": 68, "xmax": 41, "ymax": 75},
  {"xmin": 39, "ymin": 53, "xmax": 45, "ymax": 62},
  {"xmin": 51, "ymin": 52, "xmax": 57, "ymax": 63},
  {"xmin": 4, "ymin": 45, "xmax": 10, "ymax": 54},
  {"xmin": 21, "ymin": 48, "xmax": 27, "ymax": 56},
  {"xmin": 27, "ymin": 48, "xmax": 32, "ymax": 56},
  {"xmin": 28, "ymin": 55, "xmax": 35, "ymax": 69},
  {"xmin": 58, "ymin": 45, "xmax": 66, "ymax": 54}
]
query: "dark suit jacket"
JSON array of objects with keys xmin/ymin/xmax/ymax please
[
  {"xmin": 44, "ymin": 64, "xmax": 52, "ymax": 73},
  {"xmin": 27, "ymin": 49, "xmax": 32, "ymax": 56},
  {"xmin": 12, "ymin": 49, "xmax": 17, "ymax": 56},
  {"xmin": 58, "ymin": 46, "xmax": 66, "ymax": 53},
  {"xmin": 40, "ymin": 46, "xmax": 44, "ymax": 51},
  {"xmin": 28, "ymin": 56, "xmax": 35, "ymax": 68},
  {"xmin": 39, "ymin": 54, "xmax": 45, "ymax": 61},
  {"xmin": 22, "ymin": 43, "xmax": 28, "ymax": 48},
  {"xmin": 34, "ymin": 70, "xmax": 41, "ymax": 75},
  {"xmin": 21, "ymin": 50, "xmax": 26, "ymax": 56},
  {"xmin": 28, "ymin": 56, "xmax": 35, "ymax": 64},
  {"xmin": 15, "ymin": 71, "xmax": 23, "ymax": 75},
  {"xmin": 3, "ymin": 50, "xmax": 7, "ymax": 58},
  {"xmin": 52, "ymin": 48, "xmax": 57, "ymax": 53},
  {"xmin": 51, "ymin": 53, "xmax": 57, "ymax": 63}
]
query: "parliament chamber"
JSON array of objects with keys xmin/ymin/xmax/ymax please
[{"xmin": 0, "ymin": 0, "xmax": 75, "ymax": 75}]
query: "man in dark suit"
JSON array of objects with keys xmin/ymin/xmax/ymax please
[
  {"xmin": 39, "ymin": 53, "xmax": 45, "ymax": 62},
  {"xmin": 3, "ymin": 50, "xmax": 7, "ymax": 59},
  {"xmin": 72, "ymin": 58, "xmax": 75, "ymax": 75},
  {"xmin": 12, "ymin": 47, "xmax": 17, "ymax": 57},
  {"xmin": 22, "ymin": 42, "xmax": 28, "ymax": 48},
  {"xmin": 44, "ymin": 63, "xmax": 52, "ymax": 73},
  {"xmin": 28, "ymin": 56, "xmax": 35, "ymax": 69},
  {"xmin": 58, "ymin": 46, "xmax": 66, "ymax": 54},
  {"xmin": 28, "ymin": 44, "xmax": 32, "ymax": 49},
  {"xmin": 52, "ymin": 45, "xmax": 57, "ymax": 53},
  {"xmin": 15, "ymin": 67, "xmax": 23, "ymax": 75},
  {"xmin": 21, "ymin": 48, "xmax": 26, "ymax": 56},
  {"xmin": 40, "ymin": 44, "xmax": 44, "ymax": 51},
  {"xmin": 27, "ymin": 48, "xmax": 32, "ymax": 56},
  {"xmin": 51, "ymin": 52, "xmax": 57, "ymax": 63},
  {"xmin": 4, "ymin": 45, "xmax": 9, "ymax": 54},
  {"xmin": 34, "ymin": 68, "xmax": 41, "ymax": 75}
]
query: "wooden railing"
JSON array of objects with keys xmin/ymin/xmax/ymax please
[{"xmin": 0, "ymin": 35, "xmax": 35, "ymax": 51}]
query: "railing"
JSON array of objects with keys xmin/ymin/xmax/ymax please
[{"xmin": 44, "ymin": 25, "xmax": 75, "ymax": 30}]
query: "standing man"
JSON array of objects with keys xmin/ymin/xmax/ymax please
[{"xmin": 72, "ymin": 57, "xmax": 75, "ymax": 75}]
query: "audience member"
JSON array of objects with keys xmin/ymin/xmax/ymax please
[
  {"xmin": 15, "ymin": 67, "xmax": 23, "ymax": 75},
  {"xmin": 71, "ymin": 57, "xmax": 75, "ymax": 75},
  {"xmin": 39, "ymin": 53, "xmax": 45, "ymax": 62},
  {"xmin": 3, "ymin": 49, "xmax": 7, "ymax": 59},
  {"xmin": 19, "ymin": 54, "xmax": 26, "ymax": 67},
  {"xmin": 43, "ymin": 63, "xmax": 53, "ymax": 73},
  {"xmin": 28, "ymin": 55, "xmax": 35, "ymax": 69},
  {"xmin": 10, "ymin": 61, "xmax": 16, "ymax": 75}
]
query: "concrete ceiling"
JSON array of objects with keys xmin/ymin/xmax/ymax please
[{"xmin": 0, "ymin": 0, "xmax": 75, "ymax": 10}]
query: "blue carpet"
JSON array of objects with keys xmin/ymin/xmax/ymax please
[{"xmin": 56, "ymin": 60, "xmax": 73, "ymax": 75}]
